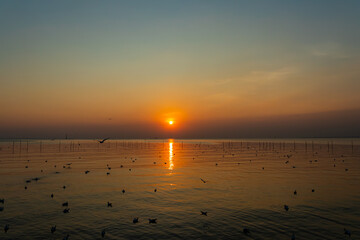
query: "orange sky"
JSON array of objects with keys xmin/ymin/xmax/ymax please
[{"xmin": 1, "ymin": 1, "xmax": 360, "ymax": 138}]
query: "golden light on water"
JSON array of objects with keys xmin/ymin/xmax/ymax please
[{"xmin": 169, "ymin": 139, "xmax": 174, "ymax": 170}]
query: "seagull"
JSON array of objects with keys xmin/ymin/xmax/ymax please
[
  {"xmin": 101, "ymin": 229, "xmax": 106, "ymax": 238},
  {"xmin": 51, "ymin": 225, "xmax": 56, "ymax": 233},
  {"xmin": 344, "ymin": 228, "xmax": 351, "ymax": 237},
  {"xmin": 85, "ymin": 170, "xmax": 90, "ymax": 174},
  {"xmin": 62, "ymin": 202, "xmax": 69, "ymax": 207},
  {"xmin": 154, "ymin": 188, "xmax": 157, "ymax": 192},
  {"xmin": 0, "ymin": 199, "xmax": 4, "ymax": 204},
  {"xmin": 133, "ymin": 217, "xmax": 139, "ymax": 223},
  {"xmin": 120, "ymin": 165, "xmax": 123, "ymax": 168},
  {"xmin": 312, "ymin": 189, "xmax": 315, "ymax": 192},
  {"xmin": 25, "ymin": 186, "xmax": 27, "ymax": 190},
  {"xmin": 243, "ymin": 228, "xmax": 250, "ymax": 235},
  {"xmin": 122, "ymin": 189, "xmax": 125, "ymax": 194},
  {"xmin": 107, "ymin": 172, "xmax": 110, "ymax": 175},
  {"xmin": 200, "ymin": 211, "xmax": 207, "ymax": 216},
  {"xmin": 99, "ymin": 138, "xmax": 109, "ymax": 144},
  {"xmin": 63, "ymin": 208, "xmax": 70, "ymax": 213},
  {"xmin": 51, "ymin": 194, "xmax": 54, "ymax": 198},
  {"xmin": 294, "ymin": 190, "xmax": 297, "ymax": 195},
  {"xmin": 149, "ymin": 218, "xmax": 157, "ymax": 224},
  {"xmin": 63, "ymin": 185, "xmax": 66, "ymax": 189},
  {"xmin": 200, "ymin": 178, "xmax": 207, "ymax": 183},
  {"xmin": 4, "ymin": 224, "xmax": 9, "ymax": 233},
  {"xmin": 107, "ymin": 202, "xmax": 112, "ymax": 207},
  {"xmin": 284, "ymin": 205, "xmax": 289, "ymax": 211}
]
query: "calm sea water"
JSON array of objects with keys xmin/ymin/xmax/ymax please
[{"xmin": 0, "ymin": 139, "xmax": 359, "ymax": 239}]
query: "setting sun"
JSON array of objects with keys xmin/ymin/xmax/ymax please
[{"xmin": 169, "ymin": 121, "xmax": 174, "ymax": 125}]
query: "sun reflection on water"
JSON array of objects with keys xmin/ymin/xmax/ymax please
[{"xmin": 169, "ymin": 139, "xmax": 174, "ymax": 170}]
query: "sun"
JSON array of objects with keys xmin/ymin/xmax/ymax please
[{"xmin": 169, "ymin": 120, "xmax": 174, "ymax": 125}]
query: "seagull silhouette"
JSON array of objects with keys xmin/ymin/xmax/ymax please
[
  {"xmin": 99, "ymin": 138, "xmax": 109, "ymax": 144},
  {"xmin": 149, "ymin": 218, "xmax": 157, "ymax": 224},
  {"xmin": 133, "ymin": 217, "xmax": 139, "ymax": 223},
  {"xmin": 344, "ymin": 228, "xmax": 351, "ymax": 237},
  {"xmin": 200, "ymin": 211, "xmax": 207, "ymax": 216},
  {"xmin": 51, "ymin": 225, "xmax": 56, "ymax": 233},
  {"xmin": 284, "ymin": 205, "xmax": 289, "ymax": 211},
  {"xmin": 4, "ymin": 224, "xmax": 9, "ymax": 233}
]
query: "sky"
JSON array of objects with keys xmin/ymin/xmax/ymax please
[{"xmin": 1, "ymin": 0, "xmax": 360, "ymax": 138}]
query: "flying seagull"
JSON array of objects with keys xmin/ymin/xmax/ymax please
[
  {"xmin": 99, "ymin": 138, "xmax": 109, "ymax": 144},
  {"xmin": 200, "ymin": 178, "xmax": 207, "ymax": 183}
]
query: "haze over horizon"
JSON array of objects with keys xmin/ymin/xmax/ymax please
[{"xmin": 1, "ymin": 1, "xmax": 360, "ymax": 138}]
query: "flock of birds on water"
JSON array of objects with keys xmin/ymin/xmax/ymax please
[{"xmin": 0, "ymin": 138, "xmax": 356, "ymax": 239}]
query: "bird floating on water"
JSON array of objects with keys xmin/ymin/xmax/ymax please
[
  {"xmin": 0, "ymin": 207, "xmax": 3, "ymax": 211},
  {"xmin": 51, "ymin": 225, "xmax": 56, "ymax": 233},
  {"xmin": 4, "ymin": 224, "xmax": 9, "ymax": 233},
  {"xmin": 0, "ymin": 199, "xmax": 4, "ymax": 204},
  {"xmin": 149, "ymin": 218, "xmax": 157, "ymax": 224},
  {"xmin": 344, "ymin": 228, "xmax": 351, "ymax": 237},
  {"xmin": 107, "ymin": 202, "xmax": 112, "ymax": 207},
  {"xmin": 243, "ymin": 228, "xmax": 250, "ymax": 235},
  {"xmin": 62, "ymin": 202, "xmax": 68, "ymax": 207},
  {"xmin": 101, "ymin": 229, "xmax": 106, "ymax": 238},
  {"xmin": 63, "ymin": 208, "xmax": 70, "ymax": 213},
  {"xmin": 85, "ymin": 170, "xmax": 90, "ymax": 174},
  {"xmin": 154, "ymin": 188, "xmax": 157, "ymax": 192},
  {"xmin": 291, "ymin": 232, "xmax": 295, "ymax": 240},
  {"xmin": 294, "ymin": 190, "xmax": 297, "ymax": 195},
  {"xmin": 133, "ymin": 217, "xmax": 139, "ymax": 223},
  {"xmin": 201, "ymin": 211, "xmax": 207, "ymax": 216},
  {"xmin": 122, "ymin": 189, "xmax": 125, "ymax": 194},
  {"xmin": 63, "ymin": 234, "xmax": 70, "ymax": 240},
  {"xmin": 284, "ymin": 205, "xmax": 289, "ymax": 211}
]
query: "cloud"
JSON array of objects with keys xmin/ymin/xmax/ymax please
[{"xmin": 310, "ymin": 43, "xmax": 351, "ymax": 59}]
